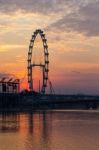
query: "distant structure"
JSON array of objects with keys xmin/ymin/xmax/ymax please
[
  {"xmin": 49, "ymin": 81, "xmax": 55, "ymax": 95},
  {"xmin": 0, "ymin": 78, "xmax": 20, "ymax": 93},
  {"xmin": 28, "ymin": 29, "xmax": 49, "ymax": 94}
]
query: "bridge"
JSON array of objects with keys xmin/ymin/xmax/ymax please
[{"xmin": 0, "ymin": 92, "xmax": 99, "ymax": 111}]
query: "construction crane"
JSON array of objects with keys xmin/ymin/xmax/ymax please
[
  {"xmin": 49, "ymin": 81, "xmax": 55, "ymax": 95},
  {"xmin": 0, "ymin": 77, "xmax": 6, "ymax": 83},
  {"xmin": 8, "ymin": 78, "xmax": 13, "ymax": 82}
]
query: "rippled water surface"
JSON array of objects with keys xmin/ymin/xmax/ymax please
[{"xmin": 0, "ymin": 110, "xmax": 99, "ymax": 150}]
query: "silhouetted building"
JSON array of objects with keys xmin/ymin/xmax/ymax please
[{"xmin": 0, "ymin": 78, "xmax": 20, "ymax": 93}]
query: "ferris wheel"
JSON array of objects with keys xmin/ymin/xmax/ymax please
[{"xmin": 28, "ymin": 29, "xmax": 49, "ymax": 94}]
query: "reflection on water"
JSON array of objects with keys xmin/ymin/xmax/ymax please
[
  {"xmin": 0, "ymin": 110, "xmax": 99, "ymax": 150},
  {"xmin": 0, "ymin": 113, "xmax": 19, "ymax": 133}
]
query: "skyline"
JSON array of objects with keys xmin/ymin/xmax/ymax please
[{"xmin": 0, "ymin": 0, "xmax": 99, "ymax": 94}]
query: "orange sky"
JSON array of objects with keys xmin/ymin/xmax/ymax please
[{"xmin": 0, "ymin": 0, "xmax": 99, "ymax": 94}]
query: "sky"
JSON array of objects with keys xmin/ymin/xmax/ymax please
[{"xmin": 0, "ymin": 0, "xmax": 99, "ymax": 94}]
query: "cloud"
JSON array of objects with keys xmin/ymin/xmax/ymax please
[
  {"xmin": 0, "ymin": 0, "xmax": 89, "ymax": 15},
  {"xmin": 1, "ymin": 0, "xmax": 98, "ymax": 36},
  {"xmin": 0, "ymin": 0, "xmax": 68, "ymax": 14},
  {"xmin": 0, "ymin": 44, "xmax": 26, "ymax": 52},
  {"xmin": 48, "ymin": 1, "xmax": 99, "ymax": 37}
]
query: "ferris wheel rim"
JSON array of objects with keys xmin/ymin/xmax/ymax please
[{"xmin": 28, "ymin": 29, "xmax": 49, "ymax": 94}]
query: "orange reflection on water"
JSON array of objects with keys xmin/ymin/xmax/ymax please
[
  {"xmin": 19, "ymin": 112, "xmax": 52, "ymax": 148},
  {"xmin": 0, "ymin": 111, "xmax": 99, "ymax": 150}
]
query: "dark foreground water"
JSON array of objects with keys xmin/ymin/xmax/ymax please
[{"xmin": 0, "ymin": 110, "xmax": 99, "ymax": 150}]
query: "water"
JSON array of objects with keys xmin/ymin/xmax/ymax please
[{"xmin": 0, "ymin": 110, "xmax": 99, "ymax": 150}]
